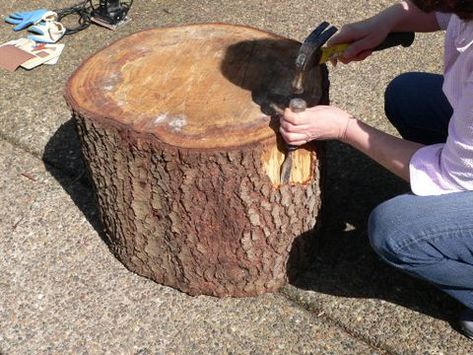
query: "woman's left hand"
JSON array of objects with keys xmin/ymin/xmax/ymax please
[{"xmin": 279, "ymin": 105, "xmax": 353, "ymax": 145}]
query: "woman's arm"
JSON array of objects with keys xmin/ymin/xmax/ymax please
[
  {"xmin": 341, "ymin": 117, "xmax": 424, "ymax": 181},
  {"xmin": 378, "ymin": 1, "xmax": 441, "ymax": 32},
  {"xmin": 280, "ymin": 105, "xmax": 424, "ymax": 181},
  {"xmin": 328, "ymin": 1, "xmax": 441, "ymax": 62}
]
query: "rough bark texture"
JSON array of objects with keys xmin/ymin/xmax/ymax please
[{"xmin": 66, "ymin": 24, "xmax": 329, "ymax": 297}]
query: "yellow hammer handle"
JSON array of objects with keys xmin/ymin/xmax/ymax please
[{"xmin": 319, "ymin": 43, "xmax": 349, "ymax": 64}]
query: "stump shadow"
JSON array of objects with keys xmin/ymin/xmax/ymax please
[
  {"xmin": 288, "ymin": 141, "xmax": 462, "ymax": 322},
  {"xmin": 221, "ymin": 38, "xmax": 462, "ymax": 321},
  {"xmin": 220, "ymin": 38, "xmax": 328, "ymax": 153},
  {"xmin": 42, "ymin": 118, "xmax": 108, "ymax": 245}
]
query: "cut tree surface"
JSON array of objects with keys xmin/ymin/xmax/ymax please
[{"xmin": 66, "ymin": 24, "xmax": 328, "ymax": 297}]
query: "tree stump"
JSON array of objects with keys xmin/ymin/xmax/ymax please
[{"xmin": 65, "ymin": 24, "xmax": 329, "ymax": 297}]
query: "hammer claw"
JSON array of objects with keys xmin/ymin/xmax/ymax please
[
  {"xmin": 292, "ymin": 22, "xmax": 338, "ymax": 94},
  {"xmin": 304, "ymin": 21, "xmax": 331, "ymax": 44}
]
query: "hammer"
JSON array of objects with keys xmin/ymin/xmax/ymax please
[
  {"xmin": 280, "ymin": 22, "xmax": 337, "ymax": 185},
  {"xmin": 280, "ymin": 23, "xmax": 415, "ymax": 184}
]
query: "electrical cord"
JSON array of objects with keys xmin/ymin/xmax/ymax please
[
  {"xmin": 55, "ymin": 0, "xmax": 93, "ymax": 35},
  {"xmin": 54, "ymin": 0, "xmax": 135, "ymax": 35},
  {"xmin": 123, "ymin": 0, "xmax": 134, "ymax": 15},
  {"xmin": 124, "ymin": 0, "xmax": 134, "ymax": 11}
]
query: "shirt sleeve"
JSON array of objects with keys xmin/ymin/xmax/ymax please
[
  {"xmin": 435, "ymin": 12, "xmax": 451, "ymax": 30},
  {"xmin": 409, "ymin": 77, "xmax": 473, "ymax": 196}
]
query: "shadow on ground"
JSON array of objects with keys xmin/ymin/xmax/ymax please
[
  {"xmin": 291, "ymin": 140, "xmax": 462, "ymax": 322},
  {"xmin": 42, "ymin": 119, "xmax": 107, "ymax": 244},
  {"xmin": 43, "ymin": 119, "xmax": 462, "ymax": 322}
]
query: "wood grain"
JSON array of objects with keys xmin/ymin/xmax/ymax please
[{"xmin": 66, "ymin": 23, "xmax": 323, "ymax": 149}]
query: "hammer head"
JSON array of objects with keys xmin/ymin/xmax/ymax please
[{"xmin": 292, "ymin": 22, "xmax": 338, "ymax": 94}]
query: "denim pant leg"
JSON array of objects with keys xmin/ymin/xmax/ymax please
[
  {"xmin": 384, "ymin": 72, "xmax": 453, "ymax": 145},
  {"xmin": 369, "ymin": 192, "xmax": 473, "ymax": 309}
]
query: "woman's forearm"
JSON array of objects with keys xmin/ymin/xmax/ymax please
[
  {"xmin": 374, "ymin": 1, "xmax": 441, "ymax": 32},
  {"xmin": 341, "ymin": 118, "xmax": 424, "ymax": 181}
]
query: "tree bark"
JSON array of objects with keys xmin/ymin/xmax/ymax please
[{"xmin": 65, "ymin": 24, "xmax": 329, "ymax": 297}]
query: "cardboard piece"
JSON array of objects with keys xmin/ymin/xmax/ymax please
[
  {"xmin": 21, "ymin": 43, "xmax": 65, "ymax": 69},
  {"xmin": 0, "ymin": 45, "xmax": 35, "ymax": 72},
  {"xmin": 0, "ymin": 38, "xmax": 65, "ymax": 70}
]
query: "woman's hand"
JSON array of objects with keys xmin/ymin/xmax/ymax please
[
  {"xmin": 324, "ymin": 1, "xmax": 440, "ymax": 64},
  {"xmin": 280, "ymin": 104, "xmax": 424, "ymax": 182},
  {"xmin": 327, "ymin": 18, "xmax": 392, "ymax": 64},
  {"xmin": 279, "ymin": 105, "xmax": 353, "ymax": 145}
]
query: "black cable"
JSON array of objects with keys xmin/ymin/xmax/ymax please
[
  {"xmin": 55, "ymin": 0, "xmax": 93, "ymax": 35},
  {"xmin": 123, "ymin": 0, "xmax": 134, "ymax": 12},
  {"xmin": 54, "ymin": 0, "xmax": 133, "ymax": 34},
  {"xmin": 120, "ymin": 0, "xmax": 133, "ymax": 21}
]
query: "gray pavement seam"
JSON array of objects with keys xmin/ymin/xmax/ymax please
[
  {"xmin": 279, "ymin": 288, "xmax": 391, "ymax": 355},
  {"xmin": 0, "ymin": 133, "xmax": 86, "ymax": 184},
  {"xmin": 0, "ymin": 133, "xmax": 41, "ymax": 161}
]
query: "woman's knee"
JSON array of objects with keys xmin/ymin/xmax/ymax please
[
  {"xmin": 368, "ymin": 193, "xmax": 446, "ymax": 269},
  {"xmin": 368, "ymin": 200, "xmax": 397, "ymax": 262},
  {"xmin": 368, "ymin": 195, "xmax": 417, "ymax": 264},
  {"xmin": 384, "ymin": 72, "xmax": 419, "ymax": 124}
]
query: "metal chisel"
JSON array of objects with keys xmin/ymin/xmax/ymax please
[{"xmin": 280, "ymin": 98, "xmax": 307, "ymax": 184}]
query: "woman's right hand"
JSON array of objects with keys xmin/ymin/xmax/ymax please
[{"xmin": 327, "ymin": 18, "xmax": 392, "ymax": 64}]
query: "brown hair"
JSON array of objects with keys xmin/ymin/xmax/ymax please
[{"xmin": 410, "ymin": 0, "xmax": 473, "ymax": 20}]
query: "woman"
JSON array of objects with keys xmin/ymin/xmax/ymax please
[{"xmin": 280, "ymin": 0, "xmax": 473, "ymax": 338}]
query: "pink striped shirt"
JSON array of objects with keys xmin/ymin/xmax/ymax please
[{"xmin": 409, "ymin": 13, "xmax": 473, "ymax": 195}]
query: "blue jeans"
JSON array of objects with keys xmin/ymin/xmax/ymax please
[{"xmin": 369, "ymin": 72, "xmax": 473, "ymax": 309}]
